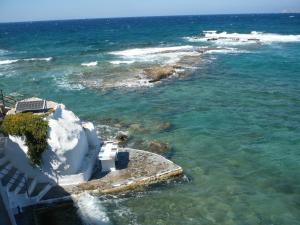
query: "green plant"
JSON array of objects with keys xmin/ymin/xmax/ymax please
[{"xmin": 1, "ymin": 113, "xmax": 48, "ymax": 166}]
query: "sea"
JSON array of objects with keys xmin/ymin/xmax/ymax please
[{"xmin": 0, "ymin": 14, "xmax": 300, "ymax": 225}]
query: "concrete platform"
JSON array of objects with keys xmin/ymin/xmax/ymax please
[{"xmin": 42, "ymin": 148, "xmax": 183, "ymax": 200}]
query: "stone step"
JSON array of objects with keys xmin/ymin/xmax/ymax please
[
  {"xmin": 30, "ymin": 182, "xmax": 49, "ymax": 197},
  {"xmin": 28, "ymin": 178, "xmax": 37, "ymax": 195},
  {"xmin": 15, "ymin": 177, "xmax": 26, "ymax": 195},
  {"xmin": 9, "ymin": 172, "xmax": 25, "ymax": 192},
  {"xmin": 7, "ymin": 170, "xmax": 21, "ymax": 189},
  {"xmin": 1, "ymin": 167, "xmax": 17, "ymax": 186},
  {"xmin": 0, "ymin": 163, "xmax": 12, "ymax": 179},
  {"xmin": 18, "ymin": 182, "xmax": 27, "ymax": 195},
  {"xmin": 18, "ymin": 177, "xmax": 34, "ymax": 195}
]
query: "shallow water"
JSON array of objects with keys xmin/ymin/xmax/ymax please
[{"xmin": 1, "ymin": 14, "xmax": 300, "ymax": 225}]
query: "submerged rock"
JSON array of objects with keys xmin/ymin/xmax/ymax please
[
  {"xmin": 176, "ymin": 55, "xmax": 202, "ymax": 68},
  {"xmin": 144, "ymin": 66, "xmax": 176, "ymax": 83},
  {"xmin": 147, "ymin": 141, "xmax": 171, "ymax": 155},
  {"xmin": 129, "ymin": 123, "xmax": 147, "ymax": 133},
  {"xmin": 156, "ymin": 122, "xmax": 172, "ymax": 131}
]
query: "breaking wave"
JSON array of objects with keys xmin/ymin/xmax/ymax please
[
  {"xmin": 75, "ymin": 192, "xmax": 111, "ymax": 225},
  {"xmin": 0, "ymin": 59, "xmax": 19, "ymax": 65},
  {"xmin": 0, "ymin": 57, "xmax": 52, "ymax": 65},
  {"xmin": 55, "ymin": 75, "xmax": 85, "ymax": 91},
  {"xmin": 81, "ymin": 61, "xmax": 98, "ymax": 67},
  {"xmin": 110, "ymin": 45, "xmax": 201, "ymax": 64},
  {"xmin": 111, "ymin": 45, "xmax": 195, "ymax": 56},
  {"xmin": 109, "ymin": 60, "xmax": 135, "ymax": 65},
  {"xmin": 101, "ymin": 76, "xmax": 153, "ymax": 89},
  {"xmin": 23, "ymin": 57, "xmax": 53, "ymax": 62},
  {"xmin": 109, "ymin": 78, "xmax": 153, "ymax": 88},
  {"xmin": 204, "ymin": 47, "xmax": 250, "ymax": 54},
  {"xmin": 185, "ymin": 31, "xmax": 300, "ymax": 45}
]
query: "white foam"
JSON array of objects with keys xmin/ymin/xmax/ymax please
[
  {"xmin": 0, "ymin": 57, "xmax": 52, "ymax": 65},
  {"xmin": 103, "ymin": 77, "xmax": 153, "ymax": 89},
  {"xmin": 111, "ymin": 45, "xmax": 194, "ymax": 57},
  {"xmin": 24, "ymin": 57, "xmax": 53, "ymax": 62},
  {"xmin": 82, "ymin": 61, "xmax": 98, "ymax": 67},
  {"xmin": 109, "ymin": 60, "xmax": 135, "ymax": 65},
  {"xmin": 0, "ymin": 59, "xmax": 18, "ymax": 65},
  {"xmin": 183, "ymin": 37, "xmax": 206, "ymax": 43},
  {"xmin": 55, "ymin": 76, "xmax": 85, "ymax": 91},
  {"xmin": 57, "ymin": 80, "xmax": 85, "ymax": 91},
  {"xmin": 186, "ymin": 31, "xmax": 300, "ymax": 44},
  {"xmin": 203, "ymin": 30, "xmax": 218, "ymax": 34},
  {"xmin": 110, "ymin": 45, "xmax": 201, "ymax": 65},
  {"xmin": 75, "ymin": 192, "xmax": 111, "ymax": 225},
  {"xmin": 205, "ymin": 47, "xmax": 249, "ymax": 54}
]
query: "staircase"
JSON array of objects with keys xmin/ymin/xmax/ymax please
[{"xmin": 0, "ymin": 136, "xmax": 53, "ymax": 212}]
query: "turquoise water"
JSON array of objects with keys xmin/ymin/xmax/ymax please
[{"xmin": 1, "ymin": 14, "xmax": 300, "ymax": 225}]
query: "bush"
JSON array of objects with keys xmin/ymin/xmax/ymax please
[{"xmin": 1, "ymin": 113, "xmax": 48, "ymax": 166}]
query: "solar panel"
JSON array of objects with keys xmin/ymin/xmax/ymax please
[{"xmin": 16, "ymin": 100, "xmax": 46, "ymax": 113}]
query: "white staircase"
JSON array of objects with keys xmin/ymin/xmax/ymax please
[{"xmin": 0, "ymin": 136, "xmax": 53, "ymax": 212}]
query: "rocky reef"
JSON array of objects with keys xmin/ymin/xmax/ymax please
[{"xmin": 144, "ymin": 66, "xmax": 176, "ymax": 82}]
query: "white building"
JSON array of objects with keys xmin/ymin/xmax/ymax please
[{"xmin": 0, "ymin": 98, "xmax": 104, "ymax": 224}]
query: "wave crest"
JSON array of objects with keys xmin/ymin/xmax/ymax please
[
  {"xmin": 0, "ymin": 57, "xmax": 52, "ymax": 65},
  {"xmin": 24, "ymin": 57, "xmax": 53, "ymax": 62},
  {"xmin": 0, "ymin": 59, "xmax": 19, "ymax": 65},
  {"xmin": 109, "ymin": 60, "xmax": 135, "ymax": 65},
  {"xmin": 82, "ymin": 61, "xmax": 98, "ymax": 67},
  {"xmin": 186, "ymin": 31, "xmax": 300, "ymax": 44},
  {"xmin": 109, "ymin": 45, "xmax": 201, "ymax": 65}
]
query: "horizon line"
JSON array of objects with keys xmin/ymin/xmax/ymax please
[{"xmin": 0, "ymin": 11, "xmax": 299, "ymax": 24}]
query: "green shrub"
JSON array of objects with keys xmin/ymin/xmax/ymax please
[{"xmin": 1, "ymin": 113, "xmax": 48, "ymax": 166}]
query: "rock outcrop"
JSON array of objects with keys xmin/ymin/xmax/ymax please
[{"xmin": 144, "ymin": 66, "xmax": 176, "ymax": 83}]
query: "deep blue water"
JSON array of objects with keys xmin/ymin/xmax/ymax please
[{"xmin": 1, "ymin": 14, "xmax": 300, "ymax": 225}]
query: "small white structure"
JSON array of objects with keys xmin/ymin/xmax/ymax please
[{"xmin": 98, "ymin": 141, "xmax": 119, "ymax": 172}]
